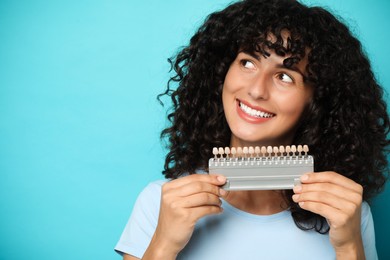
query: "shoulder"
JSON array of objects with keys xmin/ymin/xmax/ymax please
[
  {"xmin": 114, "ymin": 180, "xmax": 168, "ymax": 257},
  {"xmin": 135, "ymin": 179, "xmax": 168, "ymax": 207},
  {"xmin": 124, "ymin": 179, "xmax": 169, "ymax": 235},
  {"xmin": 142, "ymin": 179, "xmax": 167, "ymax": 194}
]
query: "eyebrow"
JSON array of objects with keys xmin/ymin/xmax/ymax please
[{"xmin": 275, "ymin": 64, "xmax": 305, "ymax": 78}]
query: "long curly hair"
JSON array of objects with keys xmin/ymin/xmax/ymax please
[{"xmin": 158, "ymin": 0, "xmax": 390, "ymax": 233}]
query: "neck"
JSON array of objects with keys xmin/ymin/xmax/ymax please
[{"xmin": 224, "ymin": 190, "xmax": 288, "ymax": 215}]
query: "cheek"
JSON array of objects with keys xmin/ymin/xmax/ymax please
[
  {"xmin": 223, "ymin": 76, "xmax": 234, "ymax": 95},
  {"xmin": 278, "ymin": 93, "xmax": 310, "ymax": 117},
  {"xmin": 223, "ymin": 67, "xmax": 244, "ymax": 93},
  {"xmin": 222, "ymin": 74, "xmax": 238, "ymax": 106}
]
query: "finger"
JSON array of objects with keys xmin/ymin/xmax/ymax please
[
  {"xmin": 300, "ymin": 172, "xmax": 363, "ymax": 193},
  {"xmin": 292, "ymin": 190, "xmax": 358, "ymax": 212},
  {"xmin": 165, "ymin": 174, "xmax": 226, "ymax": 189},
  {"xmin": 297, "ymin": 200, "xmax": 346, "ymax": 225},
  {"xmin": 175, "ymin": 193, "xmax": 222, "ymax": 208},
  {"xmin": 293, "ymin": 183, "xmax": 362, "ymax": 205},
  {"xmin": 296, "ymin": 200, "xmax": 361, "ymax": 231},
  {"xmin": 176, "ymin": 181, "xmax": 226, "ymax": 197}
]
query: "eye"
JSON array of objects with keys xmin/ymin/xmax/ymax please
[
  {"xmin": 277, "ymin": 73, "xmax": 294, "ymax": 83},
  {"xmin": 240, "ymin": 60, "xmax": 255, "ymax": 69}
]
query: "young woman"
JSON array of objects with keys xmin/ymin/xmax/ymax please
[{"xmin": 115, "ymin": 0, "xmax": 389, "ymax": 259}]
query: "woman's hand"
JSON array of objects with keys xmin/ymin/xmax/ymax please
[
  {"xmin": 143, "ymin": 174, "xmax": 227, "ymax": 260},
  {"xmin": 292, "ymin": 171, "xmax": 365, "ymax": 259}
]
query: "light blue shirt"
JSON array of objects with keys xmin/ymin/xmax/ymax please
[{"xmin": 115, "ymin": 180, "xmax": 377, "ymax": 259}]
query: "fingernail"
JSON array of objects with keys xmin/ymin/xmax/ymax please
[
  {"xmin": 300, "ymin": 174, "xmax": 309, "ymax": 181},
  {"xmin": 292, "ymin": 194, "xmax": 300, "ymax": 202},
  {"xmin": 217, "ymin": 175, "xmax": 226, "ymax": 183},
  {"xmin": 293, "ymin": 185, "xmax": 302, "ymax": 192},
  {"xmin": 219, "ymin": 188, "xmax": 227, "ymax": 196}
]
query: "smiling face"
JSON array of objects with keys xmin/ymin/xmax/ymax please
[{"xmin": 222, "ymin": 50, "xmax": 313, "ymax": 147}]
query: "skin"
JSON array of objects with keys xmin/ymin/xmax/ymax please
[{"xmin": 123, "ymin": 50, "xmax": 365, "ymax": 259}]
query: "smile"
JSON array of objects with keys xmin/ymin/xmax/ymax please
[{"xmin": 239, "ymin": 101, "xmax": 275, "ymax": 118}]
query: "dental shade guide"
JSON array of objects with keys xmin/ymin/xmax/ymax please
[{"xmin": 209, "ymin": 145, "xmax": 314, "ymax": 190}]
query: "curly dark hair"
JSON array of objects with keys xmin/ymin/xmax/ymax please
[{"xmin": 158, "ymin": 0, "xmax": 390, "ymax": 233}]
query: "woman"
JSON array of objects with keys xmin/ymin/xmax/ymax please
[{"xmin": 115, "ymin": 0, "xmax": 389, "ymax": 259}]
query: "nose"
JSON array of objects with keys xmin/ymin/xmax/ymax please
[{"xmin": 248, "ymin": 72, "xmax": 270, "ymax": 100}]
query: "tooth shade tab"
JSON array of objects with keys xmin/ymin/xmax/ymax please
[
  {"xmin": 255, "ymin": 146, "xmax": 261, "ymax": 157},
  {"xmin": 243, "ymin": 147, "xmax": 249, "ymax": 157},
  {"xmin": 211, "ymin": 145, "xmax": 311, "ymax": 159},
  {"xmin": 303, "ymin": 145, "xmax": 309, "ymax": 155},
  {"xmin": 285, "ymin": 146, "xmax": 291, "ymax": 155},
  {"xmin": 291, "ymin": 145, "xmax": 297, "ymax": 156},
  {"xmin": 261, "ymin": 146, "xmax": 267, "ymax": 156},
  {"xmin": 279, "ymin": 146, "xmax": 285, "ymax": 155},
  {"xmin": 248, "ymin": 146, "xmax": 255, "ymax": 157},
  {"xmin": 225, "ymin": 147, "xmax": 231, "ymax": 158},
  {"xmin": 267, "ymin": 146, "xmax": 273, "ymax": 156},
  {"xmin": 216, "ymin": 148, "xmax": 223, "ymax": 159},
  {"xmin": 231, "ymin": 147, "xmax": 237, "ymax": 157},
  {"xmin": 237, "ymin": 147, "xmax": 243, "ymax": 156},
  {"xmin": 213, "ymin": 147, "xmax": 219, "ymax": 158}
]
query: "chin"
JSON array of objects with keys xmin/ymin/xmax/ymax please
[
  {"xmin": 232, "ymin": 132, "xmax": 269, "ymax": 145},
  {"xmin": 231, "ymin": 129, "xmax": 294, "ymax": 146}
]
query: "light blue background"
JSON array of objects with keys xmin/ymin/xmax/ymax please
[{"xmin": 0, "ymin": 0, "xmax": 389, "ymax": 259}]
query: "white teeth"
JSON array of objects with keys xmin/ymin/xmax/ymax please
[{"xmin": 239, "ymin": 102, "xmax": 274, "ymax": 118}]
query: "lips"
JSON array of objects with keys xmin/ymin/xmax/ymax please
[{"xmin": 236, "ymin": 99, "xmax": 275, "ymax": 123}]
